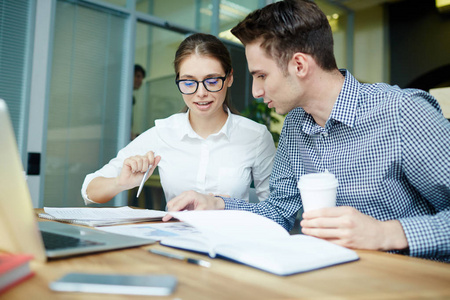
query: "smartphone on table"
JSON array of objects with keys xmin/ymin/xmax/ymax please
[{"xmin": 49, "ymin": 273, "xmax": 177, "ymax": 296}]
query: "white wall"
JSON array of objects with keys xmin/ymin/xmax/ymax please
[{"xmin": 353, "ymin": 5, "xmax": 387, "ymax": 83}]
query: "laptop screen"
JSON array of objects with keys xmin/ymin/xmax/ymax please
[{"xmin": 0, "ymin": 99, "xmax": 47, "ymax": 261}]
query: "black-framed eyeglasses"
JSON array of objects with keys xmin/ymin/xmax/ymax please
[{"xmin": 176, "ymin": 72, "xmax": 229, "ymax": 95}]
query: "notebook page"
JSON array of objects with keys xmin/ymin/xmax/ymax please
[{"xmin": 169, "ymin": 210, "xmax": 290, "ymax": 247}]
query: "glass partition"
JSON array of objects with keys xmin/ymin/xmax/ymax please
[
  {"xmin": 218, "ymin": 0, "xmax": 259, "ymax": 43},
  {"xmin": 137, "ymin": 0, "xmax": 213, "ymax": 33},
  {"xmin": 44, "ymin": 1, "xmax": 128, "ymax": 207},
  {"xmin": 316, "ymin": 0, "xmax": 351, "ymax": 70},
  {"xmin": 100, "ymin": 0, "xmax": 127, "ymax": 6},
  {"xmin": 133, "ymin": 23, "xmax": 186, "ymax": 134},
  {"xmin": 0, "ymin": 0, "xmax": 34, "ymax": 157}
]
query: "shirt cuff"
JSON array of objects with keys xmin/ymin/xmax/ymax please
[
  {"xmin": 399, "ymin": 216, "xmax": 437, "ymax": 258},
  {"xmin": 223, "ymin": 197, "xmax": 240, "ymax": 210},
  {"xmin": 81, "ymin": 189, "xmax": 98, "ymax": 205},
  {"xmin": 81, "ymin": 174, "xmax": 99, "ymax": 205}
]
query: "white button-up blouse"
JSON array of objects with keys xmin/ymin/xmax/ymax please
[{"xmin": 81, "ymin": 110, "xmax": 276, "ymax": 205}]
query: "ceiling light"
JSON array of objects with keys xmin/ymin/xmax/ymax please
[{"xmin": 436, "ymin": 0, "xmax": 450, "ymax": 13}]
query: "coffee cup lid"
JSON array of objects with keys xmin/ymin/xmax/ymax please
[{"xmin": 297, "ymin": 172, "xmax": 338, "ymax": 190}]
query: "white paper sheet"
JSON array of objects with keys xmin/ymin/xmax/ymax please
[
  {"xmin": 97, "ymin": 222, "xmax": 200, "ymax": 241},
  {"xmin": 43, "ymin": 206, "xmax": 166, "ymax": 220}
]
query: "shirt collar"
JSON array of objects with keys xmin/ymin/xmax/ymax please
[
  {"xmin": 180, "ymin": 107, "xmax": 233, "ymax": 141},
  {"xmin": 328, "ymin": 69, "xmax": 359, "ymax": 128},
  {"xmin": 302, "ymin": 69, "xmax": 359, "ymax": 134}
]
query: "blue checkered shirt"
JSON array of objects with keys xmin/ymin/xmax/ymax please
[{"xmin": 225, "ymin": 70, "xmax": 450, "ymax": 262}]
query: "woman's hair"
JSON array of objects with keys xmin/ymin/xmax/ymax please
[
  {"xmin": 174, "ymin": 33, "xmax": 238, "ymax": 114},
  {"xmin": 231, "ymin": 0, "xmax": 337, "ymax": 74}
]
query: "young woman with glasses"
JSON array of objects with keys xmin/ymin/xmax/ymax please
[{"xmin": 81, "ymin": 33, "xmax": 276, "ymax": 206}]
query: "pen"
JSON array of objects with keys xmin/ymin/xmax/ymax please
[
  {"xmin": 149, "ymin": 249, "xmax": 211, "ymax": 268},
  {"xmin": 136, "ymin": 166, "xmax": 151, "ymax": 198}
]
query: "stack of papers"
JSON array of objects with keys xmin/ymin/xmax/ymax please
[{"xmin": 38, "ymin": 206, "xmax": 167, "ymax": 227}]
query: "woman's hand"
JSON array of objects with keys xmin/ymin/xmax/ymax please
[
  {"xmin": 116, "ymin": 151, "xmax": 161, "ymax": 190},
  {"xmin": 162, "ymin": 191, "xmax": 225, "ymax": 221}
]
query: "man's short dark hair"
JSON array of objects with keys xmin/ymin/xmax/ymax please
[
  {"xmin": 134, "ymin": 64, "xmax": 146, "ymax": 77},
  {"xmin": 231, "ymin": 0, "xmax": 337, "ymax": 74}
]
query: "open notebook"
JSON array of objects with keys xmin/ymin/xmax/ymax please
[
  {"xmin": 0, "ymin": 99, "xmax": 155, "ymax": 261},
  {"xmin": 161, "ymin": 211, "xmax": 359, "ymax": 276}
]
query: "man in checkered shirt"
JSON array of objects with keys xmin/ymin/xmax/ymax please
[{"xmin": 165, "ymin": 0, "xmax": 450, "ymax": 262}]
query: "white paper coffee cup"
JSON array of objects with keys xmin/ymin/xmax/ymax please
[{"xmin": 297, "ymin": 172, "xmax": 338, "ymax": 212}]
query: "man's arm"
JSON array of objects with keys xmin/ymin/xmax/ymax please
[
  {"xmin": 397, "ymin": 92, "xmax": 450, "ymax": 260},
  {"xmin": 302, "ymin": 92, "xmax": 450, "ymax": 260}
]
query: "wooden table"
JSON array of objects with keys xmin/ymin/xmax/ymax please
[{"xmin": 2, "ymin": 214, "xmax": 450, "ymax": 299}]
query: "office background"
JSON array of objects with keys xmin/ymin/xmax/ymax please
[{"xmin": 1, "ymin": 0, "xmax": 449, "ymax": 208}]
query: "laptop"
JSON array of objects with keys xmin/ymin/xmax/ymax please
[{"xmin": 0, "ymin": 99, "xmax": 156, "ymax": 261}]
